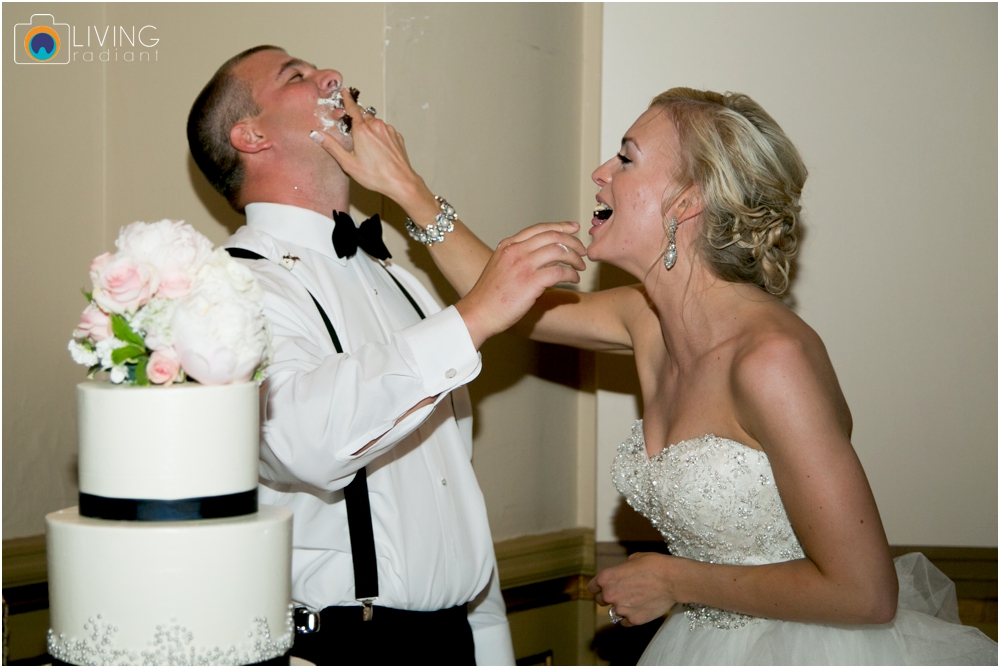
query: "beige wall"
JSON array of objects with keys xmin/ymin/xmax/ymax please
[
  {"xmin": 3, "ymin": 3, "xmax": 595, "ymax": 541},
  {"xmin": 382, "ymin": 3, "xmax": 595, "ymax": 541},
  {"xmin": 595, "ymin": 3, "xmax": 998, "ymax": 547},
  {"xmin": 3, "ymin": 3, "xmax": 108, "ymax": 537}
]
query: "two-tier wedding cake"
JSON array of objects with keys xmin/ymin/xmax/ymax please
[{"xmin": 48, "ymin": 221, "xmax": 293, "ymax": 666}]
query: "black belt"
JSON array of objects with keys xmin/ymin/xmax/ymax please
[
  {"xmin": 227, "ymin": 246, "xmax": 426, "ymax": 621},
  {"xmin": 292, "ymin": 604, "xmax": 474, "ymax": 666}
]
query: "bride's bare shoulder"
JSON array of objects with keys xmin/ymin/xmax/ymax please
[{"xmin": 731, "ymin": 304, "xmax": 852, "ymax": 435}]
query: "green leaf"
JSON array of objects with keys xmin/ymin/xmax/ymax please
[
  {"xmin": 82, "ymin": 289, "xmax": 93, "ymax": 302},
  {"xmin": 110, "ymin": 314, "xmax": 146, "ymax": 348},
  {"xmin": 135, "ymin": 356, "xmax": 150, "ymax": 386},
  {"xmin": 111, "ymin": 344, "xmax": 146, "ymax": 365},
  {"xmin": 86, "ymin": 364, "xmax": 101, "ymax": 379}
]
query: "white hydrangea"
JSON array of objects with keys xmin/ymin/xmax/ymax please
[
  {"xmin": 130, "ymin": 297, "xmax": 178, "ymax": 351},
  {"xmin": 94, "ymin": 336, "xmax": 127, "ymax": 369},
  {"xmin": 67, "ymin": 340, "xmax": 98, "ymax": 367},
  {"xmin": 109, "ymin": 365, "xmax": 129, "ymax": 384}
]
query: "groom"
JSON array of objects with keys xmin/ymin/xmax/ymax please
[{"xmin": 186, "ymin": 46, "xmax": 579, "ymax": 665}]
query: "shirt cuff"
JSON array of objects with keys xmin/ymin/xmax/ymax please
[
  {"xmin": 472, "ymin": 621, "xmax": 516, "ymax": 666},
  {"xmin": 399, "ymin": 305, "xmax": 481, "ymax": 396}
]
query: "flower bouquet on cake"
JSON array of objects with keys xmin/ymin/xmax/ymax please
[{"xmin": 68, "ymin": 219, "xmax": 270, "ymax": 385}]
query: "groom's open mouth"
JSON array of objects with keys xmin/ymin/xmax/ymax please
[{"xmin": 316, "ymin": 83, "xmax": 355, "ymax": 136}]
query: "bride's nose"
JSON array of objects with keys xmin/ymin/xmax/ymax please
[{"xmin": 592, "ymin": 160, "xmax": 612, "ymax": 187}]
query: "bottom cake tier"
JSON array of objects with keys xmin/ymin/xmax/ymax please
[{"xmin": 46, "ymin": 505, "xmax": 293, "ymax": 666}]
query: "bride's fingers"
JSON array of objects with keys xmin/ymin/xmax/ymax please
[
  {"xmin": 341, "ymin": 88, "xmax": 385, "ymax": 132},
  {"xmin": 340, "ymin": 87, "xmax": 369, "ymax": 122},
  {"xmin": 309, "ymin": 129, "xmax": 353, "ymax": 166}
]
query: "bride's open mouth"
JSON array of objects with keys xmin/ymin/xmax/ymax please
[{"xmin": 591, "ymin": 202, "xmax": 613, "ymax": 234}]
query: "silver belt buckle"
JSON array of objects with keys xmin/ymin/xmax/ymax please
[{"xmin": 293, "ymin": 606, "xmax": 321, "ymax": 634}]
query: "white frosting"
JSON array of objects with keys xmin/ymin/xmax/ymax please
[
  {"xmin": 77, "ymin": 381, "xmax": 259, "ymax": 500},
  {"xmin": 46, "ymin": 505, "xmax": 293, "ymax": 666}
]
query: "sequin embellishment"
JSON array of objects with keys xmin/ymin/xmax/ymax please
[
  {"xmin": 47, "ymin": 607, "xmax": 294, "ymax": 666},
  {"xmin": 611, "ymin": 421, "xmax": 805, "ymax": 630}
]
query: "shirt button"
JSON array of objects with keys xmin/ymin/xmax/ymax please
[
  {"xmin": 441, "ymin": 478, "xmax": 447, "ymax": 486},
  {"xmin": 445, "ymin": 369, "xmax": 457, "ymax": 379}
]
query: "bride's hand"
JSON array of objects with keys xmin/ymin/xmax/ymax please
[
  {"xmin": 310, "ymin": 91, "xmax": 422, "ymax": 204},
  {"xmin": 588, "ymin": 552, "xmax": 678, "ymax": 627}
]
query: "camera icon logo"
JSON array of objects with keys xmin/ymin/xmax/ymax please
[{"xmin": 14, "ymin": 14, "xmax": 70, "ymax": 64}]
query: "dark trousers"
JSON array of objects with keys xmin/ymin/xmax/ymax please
[{"xmin": 291, "ymin": 603, "xmax": 475, "ymax": 666}]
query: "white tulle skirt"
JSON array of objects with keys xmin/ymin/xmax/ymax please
[{"xmin": 638, "ymin": 554, "xmax": 998, "ymax": 665}]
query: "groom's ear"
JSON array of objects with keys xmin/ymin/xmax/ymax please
[{"xmin": 230, "ymin": 120, "xmax": 272, "ymax": 155}]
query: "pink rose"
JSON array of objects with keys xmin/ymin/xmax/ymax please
[
  {"xmin": 74, "ymin": 304, "xmax": 113, "ymax": 342},
  {"xmin": 147, "ymin": 347, "xmax": 182, "ymax": 386},
  {"xmin": 92, "ymin": 255, "xmax": 158, "ymax": 315},
  {"xmin": 89, "ymin": 252, "xmax": 114, "ymax": 285}
]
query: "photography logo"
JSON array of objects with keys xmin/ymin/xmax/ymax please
[{"xmin": 14, "ymin": 14, "xmax": 70, "ymax": 64}]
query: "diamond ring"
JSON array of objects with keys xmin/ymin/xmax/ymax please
[
  {"xmin": 361, "ymin": 106, "xmax": 377, "ymax": 117},
  {"xmin": 609, "ymin": 606, "xmax": 623, "ymax": 624}
]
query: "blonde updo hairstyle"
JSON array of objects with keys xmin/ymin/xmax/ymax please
[{"xmin": 650, "ymin": 89, "xmax": 807, "ymax": 296}]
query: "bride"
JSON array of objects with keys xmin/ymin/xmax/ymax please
[{"xmin": 312, "ymin": 88, "xmax": 997, "ymax": 664}]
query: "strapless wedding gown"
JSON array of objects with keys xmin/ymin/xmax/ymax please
[{"xmin": 612, "ymin": 420, "xmax": 998, "ymax": 665}]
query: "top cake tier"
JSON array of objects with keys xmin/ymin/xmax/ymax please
[{"xmin": 77, "ymin": 381, "xmax": 259, "ymax": 503}]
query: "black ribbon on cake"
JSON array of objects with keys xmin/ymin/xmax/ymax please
[{"xmin": 79, "ymin": 489, "xmax": 257, "ymax": 521}]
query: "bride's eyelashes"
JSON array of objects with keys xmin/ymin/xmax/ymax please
[{"xmin": 617, "ymin": 153, "xmax": 632, "ymax": 166}]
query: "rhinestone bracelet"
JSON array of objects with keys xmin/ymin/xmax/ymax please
[{"xmin": 405, "ymin": 196, "xmax": 456, "ymax": 246}]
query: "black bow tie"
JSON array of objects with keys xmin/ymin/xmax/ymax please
[{"xmin": 331, "ymin": 210, "xmax": 391, "ymax": 260}]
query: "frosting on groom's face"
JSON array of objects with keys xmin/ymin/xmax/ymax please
[
  {"xmin": 315, "ymin": 82, "xmax": 359, "ymax": 138},
  {"xmin": 236, "ymin": 49, "xmax": 353, "ymax": 153}
]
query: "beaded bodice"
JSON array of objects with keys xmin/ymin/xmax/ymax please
[{"xmin": 612, "ymin": 420, "xmax": 806, "ymax": 629}]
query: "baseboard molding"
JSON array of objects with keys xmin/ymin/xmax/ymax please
[
  {"xmin": 3, "ymin": 528, "xmax": 599, "ymax": 604},
  {"xmin": 2, "ymin": 536, "xmax": 46, "ymax": 589},
  {"xmin": 494, "ymin": 527, "xmax": 596, "ymax": 590},
  {"xmin": 889, "ymin": 546, "xmax": 998, "ymax": 600},
  {"xmin": 7, "ymin": 532, "xmax": 991, "ymax": 625}
]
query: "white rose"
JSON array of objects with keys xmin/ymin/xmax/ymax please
[
  {"xmin": 116, "ymin": 220, "xmax": 214, "ymax": 300},
  {"xmin": 170, "ymin": 253, "xmax": 269, "ymax": 385},
  {"xmin": 68, "ymin": 339, "xmax": 99, "ymax": 367}
]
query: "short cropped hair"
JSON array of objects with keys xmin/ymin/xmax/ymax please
[{"xmin": 187, "ymin": 45, "xmax": 281, "ymax": 212}]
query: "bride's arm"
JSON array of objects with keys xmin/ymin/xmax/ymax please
[
  {"xmin": 590, "ymin": 331, "xmax": 898, "ymax": 625},
  {"xmin": 310, "ymin": 93, "xmax": 643, "ymax": 352}
]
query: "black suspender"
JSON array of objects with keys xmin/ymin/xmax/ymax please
[{"xmin": 227, "ymin": 247, "xmax": 426, "ymax": 619}]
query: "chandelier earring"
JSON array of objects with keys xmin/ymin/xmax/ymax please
[{"xmin": 663, "ymin": 217, "xmax": 678, "ymax": 270}]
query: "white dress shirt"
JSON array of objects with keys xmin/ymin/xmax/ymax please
[{"xmin": 227, "ymin": 203, "xmax": 514, "ymax": 664}]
